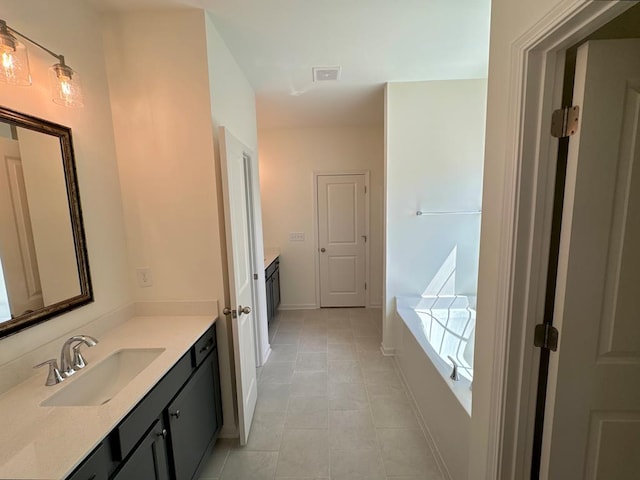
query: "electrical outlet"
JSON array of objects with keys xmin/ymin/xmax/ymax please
[
  {"xmin": 136, "ymin": 267, "xmax": 153, "ymax": 288},
  {"xmin": 289, "ymin": 232, "xmax": 305, "ymax": 242}
]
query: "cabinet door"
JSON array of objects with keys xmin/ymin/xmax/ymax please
[
  {"xmin": 273, "ymin": 267, "xmax": 280, "ymax": 311},
  {"xmin": 112, "ymin": 419, "xmax": 170, "ymax": 480},
  {"xmin": 167, "ymin": 353, "xmax": 220, "ymax": 480},
  {"xmin": 265, "ymin": 276, "xmax": 273, "ymax": 323},
  {"xmin": 212, "ymin": 347, "xmax": 223, "ymax": 429}
]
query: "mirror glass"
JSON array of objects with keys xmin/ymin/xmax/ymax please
[{"xmin": 0, "ymin": 107, "xmax": 92, "ymax": 338}]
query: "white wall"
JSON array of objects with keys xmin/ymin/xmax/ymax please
[
  {"xmin": 258, "ymin": 126, "xmax": 384, "ymax": 308},
  {"xmin": 384, "ymin": 80, "xmax": 487, "ymax": 352},
  {"xmin": 0, "ymin": 0, "xmax": 131, "ymax": 378},
  {"xmin": 204, "ymin": 13, "xmax": 270, "ymax": 366},
  {"xmin": 102, "ymin": 9, "xmax": 260, "ymax": 437}
]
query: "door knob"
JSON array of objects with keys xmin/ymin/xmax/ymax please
[
  {"xmin": 239, "ymin": 305, "xmax": 251, "ymax": 315},
  {"xmin": 320, "ymin": 248, "xmax": 326, "ymax": 253}
]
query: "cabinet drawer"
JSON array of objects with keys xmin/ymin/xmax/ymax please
[
  {"xmin": 66, "ymin": 441, "xmax": 112, "ymax": 480},
  {"xmin": 112, "ymin": 353, "xmax": 192, "ymax": 461},
  {"xmin": 192, "ymin": 324, "xmax": 217, "ymax": 368}
]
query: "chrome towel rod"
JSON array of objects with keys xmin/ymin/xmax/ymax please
[{"xmin": 416, "ymin": 210, "xmax": 482, "ymax": 216}]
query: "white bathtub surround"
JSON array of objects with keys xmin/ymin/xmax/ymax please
[
  {"xmin": 397, "ymin": 295, "xmax": 475, "ymax": 397},
  {"xmin": 0, "ymin": 313, "xmax": 216, "ymax": 480},
  {"xmin": 393, "ymin": 296, "xmax": 475, "ymax": 480}
]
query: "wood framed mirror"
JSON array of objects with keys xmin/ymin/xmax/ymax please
[{"xmin": 0, "ymin": 106, "xmax": 92, "ymax": 338}]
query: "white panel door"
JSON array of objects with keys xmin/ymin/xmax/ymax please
[
  {"xmin": 219, "ymin": 127, "xmax": 258, "ymax": 446},
  {"xmin": 541, "ymin": 39, "xmax": 640, "ymax": 479},
  {"xmin": 0, "ymin": 138, "xmax": 43, "ymax": 318},
  {"xmin": 317, "ymin": 174, "xmax": 366, "ymax": 307}
]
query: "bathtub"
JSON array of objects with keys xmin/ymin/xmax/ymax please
[
  {"xmin": 393, "ymin": 295, "xmax": 475, "ymax": 480},
  {"xmin": 396, "ymin": 295, "xmax": 474, "ymax": 410}
]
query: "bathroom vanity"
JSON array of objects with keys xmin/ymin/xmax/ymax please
[
  {"xmin": 264, "ymin": 254, "xmax": 280, "ymax": 323},
  {"xmin": 0, "ymin": 314, "xmax": 222, "ymax": 480}
]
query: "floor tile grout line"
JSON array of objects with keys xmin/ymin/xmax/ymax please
[{"xmin": 361, "ymin": 346, "xmax": 390, "ymax": 479}]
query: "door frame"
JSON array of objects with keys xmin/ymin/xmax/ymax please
[
  {"xmin": 220, "ymin": 126, "xmax": 271, "ymax": 368},
  {"xmin": 488, "ymin": 1, "xmax": 637, "ymax": 478},
  {"xmin": 313, "ymin": 170, "xmax": 371, "ymax": 308}
]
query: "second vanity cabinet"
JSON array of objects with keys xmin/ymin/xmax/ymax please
[
  {"xmin": 265, "ymin": 257, "xmax": 280, "ymax": 323},
  {"xmin": 67, "ymin": 323, "xmax": 222, "ymax": 480}
]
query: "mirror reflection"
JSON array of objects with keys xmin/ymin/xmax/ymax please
[{"xmin": 0, "ymin": 107, "xmax": 92, "ymax": 337}]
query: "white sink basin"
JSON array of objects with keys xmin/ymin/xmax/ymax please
[{"xmin": 41, "ymin": 348, "xmax": 165, "ymax": 407}]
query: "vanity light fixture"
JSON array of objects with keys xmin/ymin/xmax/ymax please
[{"xmin": 0, "ymin": 19, "xmax": 83, "ymax": 107}]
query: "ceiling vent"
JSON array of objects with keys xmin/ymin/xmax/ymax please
[{"xmin": 312, "ymin": 66, "xmax": 341, "ymax": 82}]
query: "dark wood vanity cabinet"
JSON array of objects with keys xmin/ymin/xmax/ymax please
[
  {"xmin": 265, "ymin": 257, "xmax": 281, "ymax": 323},
  {"xmin": 66, "ymin": 323, "xmax": 222, "ymax": 480},
  {"xmin": 167, "ymin": 352, "xmax": 220, "ymax": 480},
  {"xmin": 111, "ymin": 418, "xmax": 170, "ymax": 480}
]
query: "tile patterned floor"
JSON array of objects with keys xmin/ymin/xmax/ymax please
[{"xmin": 198, "ymin": 308, "xmax": 444, "ymax": 480}]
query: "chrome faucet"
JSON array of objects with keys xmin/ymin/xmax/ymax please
[
  {"xmin": 60, "ymin": 335, "xmax": 98, "ymax": 377},
  {"xmin": 34, "ymin": 334, "xmax": 99, "ymax": 386},
  {"xmin": 447, "ymin": 355, "xmax": 460, "ymax": 382}
]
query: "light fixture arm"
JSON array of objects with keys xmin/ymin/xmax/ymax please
[{"xmin": 1, "ymin": 20, "xmax": 65, "ymax": 65}]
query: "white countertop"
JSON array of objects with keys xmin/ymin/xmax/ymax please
[
  {"xmin": 0, "ymin": 314, "xmax": 216, "ymax": 479},
  {"xmin": 264, "ymin": 251, "xmax": 279, "ymax": 269}
]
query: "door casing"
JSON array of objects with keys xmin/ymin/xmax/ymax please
[
  {"xmin": 487, "ymin": 1, "xmax": 638, "ymax": 478},
  {"xmin": 313, "ymin": 170, "xmax": 370, "ymax": 309}
]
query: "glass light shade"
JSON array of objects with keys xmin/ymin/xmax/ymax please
[
  {"xmin": 0, "ymin": 34, "xmax": 31, "ymax": 86},
  {"xmin": 49, "ymin": 63, "xmax": 83, "ymax": 107}
]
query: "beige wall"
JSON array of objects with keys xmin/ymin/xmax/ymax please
[
  {"xmin": 102, "ymin": 9, "xmax": 259, "ymax": 437},
  {"xmin": 102, "ymin": 10, "xmax": 222, "ymax": 304},
  {"xmin": 470, "ymin": 0, "xmax": 565, "ymax": 477},
  {"xmin": 384, "ymin": 80, "xmax": 487, "ymax": 352},
  {"xmin": 0, "ymin": 0, "xmax": 131, "ymax": 371},
  {"xmin": 258, "ymin": 126, "xmax": 384, "ymax": 308},
  {"xmin": 17, "ymin": 128, "xmax": 80, "ymax": 305}
]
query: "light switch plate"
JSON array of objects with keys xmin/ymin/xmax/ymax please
[{"xmin": 289, "ymin": 232, "xmax": 305, "ymax": 242}]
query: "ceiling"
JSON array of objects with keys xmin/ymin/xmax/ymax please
[{"xmin": 88, "ymin": 0, "xmax": 491, "ymax": 128}]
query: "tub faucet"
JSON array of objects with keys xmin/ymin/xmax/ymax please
[
  {"xmin": 60, "ymin": 335, "xmax": 98, "ymax": 377},
  {"xmin": 447, "ymin": 355, "xmax": 460, "ymax": 382}
]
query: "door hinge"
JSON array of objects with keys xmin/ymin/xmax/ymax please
[
  {"xmin": 534, "ymin": 323, "xmax": 559, "ymax": 351},
  {"xmin": 253, "ymin": 273, "xmax": 258, "ymax": 280},
  {"xmin": 365, "ymin": 282, "xmax": 367, "ymax": 290},
  {"xmin": 551, "ymin": 106, "xmax": 580, "ymax": 138},
  {"xmin": 364, "ymin": 186, "xmax": 367, "ymax": 194}
]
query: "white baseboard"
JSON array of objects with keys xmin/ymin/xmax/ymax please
[
  {"xmin": 278, "ymin": 304, "xmax": 318, "ymax": 310},
  {"xmin": 218, "ymin": 424, "xmax": 239, "ymax": 439},
  {"xmin": 380, "ymin": 344, "xmax": 396, "ymax": 356},
  {"xmin": 393, "ymin": 356, "xmax": 452, "ymax": 480},
  {"xmin": 259, "ymin": 345, "xmax": 272, "ymax": 367}
]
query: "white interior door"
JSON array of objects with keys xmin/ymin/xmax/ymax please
[
  {"xmin": 541, "ymin": 39, "xmax": 640, "ymax": 479},
  {"xmin": 317, "ymin": 174, "xmax": 366, "ymax": 307},
  {"xmin": 219, "ymin": 127, "xmax": 258, "ymax": 446},
  {"xmin": 0, "ymin": 138, "xmax": 43, "ymax": 318}
]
